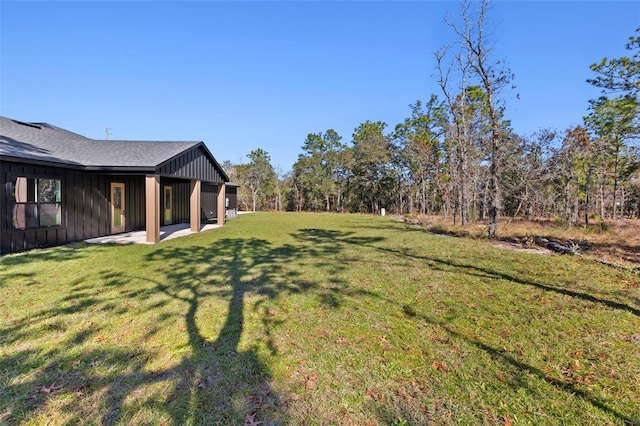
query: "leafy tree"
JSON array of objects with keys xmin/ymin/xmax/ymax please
[
  {"xmin": 586, "ymin": 28, "xmax": 640, "ymax": 219},
  {"xmin": 547, "ymin": 127, "xmax": 593, "ymax": 224},
  {"xmin": 585, "ymin": 96, "xmax": 639, "ymax": 218},
  {"xmin": 244, "ymin": 148, "xmax": 276, "ymax": 212},
  {"xmin": 587, "ymin": 28, "xmax": 639, "ymax": 98},
  {"xmin": 292, "ymin": 130, "xmax": 346, "ymax": 212},
  {"xmin": 393, "ymin": 96, "xmax": 447, "ymax": 215},
  {"xmin": 349, "ymin": 121, "xmax": 395, "ymax": 213},
  {"xmin": 273, "ymin": 165, "xmax": 290, "ymax": 212}
]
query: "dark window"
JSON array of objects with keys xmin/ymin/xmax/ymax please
[{"xmin": 11, "ymin": 177, "xmax": 62, "ymax": 230}]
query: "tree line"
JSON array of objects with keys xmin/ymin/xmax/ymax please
[{"xmin": 223, "ymin": 1, "xmax": 639, "ymax": 237}]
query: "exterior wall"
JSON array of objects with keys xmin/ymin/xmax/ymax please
[
  {"xmin": 1, "ymin": 161, "xmax": 145, "ymax": 255},
  {"xmin": 1, "ymin": 147, "xmax": 231, "ymax": 254},
  {"xmin": 201, "ymin": 184, "xmax": 238, "ymax": 220}
]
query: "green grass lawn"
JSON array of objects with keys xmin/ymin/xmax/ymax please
[{"xmin": 1, "ymin": 212, "xmax": 639, "ymax": 425}]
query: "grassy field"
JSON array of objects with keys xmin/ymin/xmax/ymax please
[{"xmin": 1, "ymin": 212, "xmax": 639, "ymax": 425}]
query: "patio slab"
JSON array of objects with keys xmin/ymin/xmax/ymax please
[{"xmin": 85, "ymin": 223, "xmax": 222, "ymax": 245}]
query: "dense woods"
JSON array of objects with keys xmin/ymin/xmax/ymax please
[{"xmin": 225, "ymin": 1, "xmax": 639, "ymax": 235}]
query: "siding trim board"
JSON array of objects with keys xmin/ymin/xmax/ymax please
[{"xmin": 1, "ymin": 117, "xmax": 237, "ymax": 255}]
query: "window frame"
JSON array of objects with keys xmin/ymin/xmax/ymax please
[{"xmin": 9, "ymin": 175, "xmax": 63, "ymax": 231}]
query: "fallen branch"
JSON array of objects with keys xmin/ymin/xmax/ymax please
[
  {"xmin": 578, "ymin": 255, "xmax": 640, "ymax": 274},
  {"xmin": 531, "ymin": 236, "xmax": 639, "ymax": 273},
  {"xmin": 533, "ymin": 236, "xmax": 580, "ymax": 255}
]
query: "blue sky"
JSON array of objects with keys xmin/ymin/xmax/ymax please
[{"xmin": 1, "ymin": 1, "xmax": 638, "ymax": 171}]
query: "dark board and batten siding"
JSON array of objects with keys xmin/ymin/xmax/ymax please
[
  {"xmin": 201, "ymin": 183, "xmax": 219, "ymax": 220},
  {"xmin": 226, "ymin": 186, "xmax": 237, "ymax": 210},
  {"xmin": 157, "ymin": 146, "xmax": 226, "ymax": 225},
  {"xmin": 201, "ymin": 184, "xmax": 238, "ymax": 220},
  {"xmin": 226, "ymin": 185, "xmax": 238, "ymax": 218},
  {"xmin": 1, "ymin": 161, "xmax": 146, "ymax": 255},
  {"xmin": 159, "ymin": 146, "xmax": 224, "ymax": 183},
  {"xmin": 160, "ymin": 178, "xmax": 190, "ymax": 226}
]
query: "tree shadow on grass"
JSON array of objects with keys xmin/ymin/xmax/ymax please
[
  {"xmin": 372, "ymin": 243, "xmax": 640, "ymax": 317},
  {"xmin": 390, "ymin": 305, "xmax": 640, "ymax": 425},
  {"xmin": 351, "ymin": 241, "xmax": 639, "ymax": 425},
  {"xmin": 1, "ymin": 228, "xmax": 379, "ymax": 424},
  {"xmin": 3, "ymin": 220, "xmax": 637, "ymax": 424},
  {"xmin": 0, "ymin": 242, "xmax": 104, "ymax": 266},
  {"xmin": 0, "ymin": 244, "xmax": 110, "ymax": 289}
]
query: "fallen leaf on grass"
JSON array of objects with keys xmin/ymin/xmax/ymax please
[
  {"xmin": 40, "ymin": 382, "xmax": 63, "ymax": 394},
  {"xmin": 411, "ymin": 378, "xmax": 429, "ymax": 393},
  {"xmin": 365, "ymin": 388, "xmax": 384, "ymax": 402},
  {"xmin": 303, "ymin": 373, "xmax": 318, "ymax": 391},
  {"xmin": 503, "ymin": 413, "xmax": 513, "ymax": 426},
  {"xmin": 335, "ymin": 336, "xmax": 351, "ymax": 345},
  {"xmin": 245, "ymin": 394, "xmax": 264, "ymax": 406},
  {"xmin": 244, "ymin": 412, "xmax": 263, "ymax": 426},
  {"xmin": 429, "ymin": 335, "xmax": 450, "ymax": 344},
  {"xmin": 431, "ymin": 361, "xmax": 449, "ymax": 372}
]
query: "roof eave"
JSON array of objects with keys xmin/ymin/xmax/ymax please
[
  {"xmin": 0, "ymin": 154, "xmax": 84, "ymax": 170},
  {"xmin": 83, "ymin": 165, "xmax": 157, "ymax": 173}
]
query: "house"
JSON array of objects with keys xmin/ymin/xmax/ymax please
[{"xmin": 0, "ymin": 116, "xmax": 236, "ymax": 255}]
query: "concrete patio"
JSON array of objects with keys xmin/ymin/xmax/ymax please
[{"xmin": 85, "ymin": 222, "xmax": 222, "ymax": 245}]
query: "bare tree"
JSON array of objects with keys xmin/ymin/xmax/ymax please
[
  {"xmin": 446, "ymin": 0, "xmax": 514, "ymax": 238},
  {"xmin": 436, "ymin": 46, "xmax": 474, "ymax": 225}
]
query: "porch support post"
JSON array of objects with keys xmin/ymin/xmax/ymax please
[
  {"xmin": 145, "ymin": 174, "xmax": 160, "ymax": 243},
  {"xmin": 190, "ymin": 179, "xmax": 201, "ymax": 232},
  {"xmin": 217, "ymin": 183, "xmax": 226, "ymax": 226}
]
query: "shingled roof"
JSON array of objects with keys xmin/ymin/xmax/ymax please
[{"xmin": 0, "ymin": 116, "xmax": 228, "ymax": 180}]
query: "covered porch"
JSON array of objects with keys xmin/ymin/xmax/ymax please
[
  {"xmin": 144, "ymin": 175, "xmax": 226, "ymax": 244},
  {"xmin": 86, "ymin": 222, "xmax": 222, "ymax": 245}
]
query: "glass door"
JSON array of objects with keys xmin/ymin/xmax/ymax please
[
  {"xmin": 111, "ymin": 182, "xmax": 125, "ymax": 233},
  {"xmin": 164, "ymin": 186, "xmax": 173, "ymax": 225}
]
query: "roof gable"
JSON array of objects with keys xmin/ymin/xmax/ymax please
[{"xmin": 157, "ymin": 144, "xmax": 227, "ymax": 182}]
